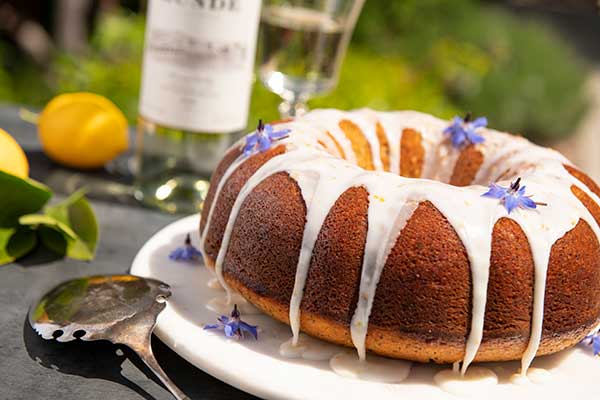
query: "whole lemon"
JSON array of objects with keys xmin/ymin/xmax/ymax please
[
  {"xmin": 0, "ymin": 128, "xmax": 29, "ymax": 178},
  {"xmin": 38, "ymin": 93, "xmax": 129, "ymax": 169}
]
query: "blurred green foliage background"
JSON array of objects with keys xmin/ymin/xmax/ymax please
[{"xmin": 0, "ymin": 0, "xmax": 590, "ymax": 142}]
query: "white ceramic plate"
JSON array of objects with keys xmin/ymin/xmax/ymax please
[{"xmin": 131, "ymin": 215, "xmax": 600, "ymax": 400}]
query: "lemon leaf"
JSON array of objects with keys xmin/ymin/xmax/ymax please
[
  {"xmin": 19, "ymin": 214, "xmax": 78, "ymax": 240},
  {"xmin": 38, "ymin": 226, "xmax": 68, "ymax": 257},
  {"xmin": 0, "ymin": 170, "xmax": 52, "ymax": 227},
  {"xmin": 43, "ymin": 190, "xmax": 99, "ymax": 261},
  {"xmin": 0, "ymin": 226, "xmax": 37, "ymax": 265}
]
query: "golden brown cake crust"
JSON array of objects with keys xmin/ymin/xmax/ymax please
[
  {"xmin": 481, "ymin": 218, "xmax": 533, "ymax": 353},
  {"xmin": 375, "ymin": 122, "xmax": 391, "ymax": 171},
  {"xmin": 450, "ymin": 144, "xmax": 484, "ymax": 186},
  {"xmin": 369, "ymin": 201, "xmax": 471, "ymax": 344},
  {"xmin": 200, "ymin": 146, "xmax": 241, "ymax": 235},
  {"xmin": 325, "ymin": 131, "xmax": 346, "ymax": 160},
  {"xmin": 565, "ymin": 164, "xmax": 600, "ymax": 198},
  {"xmin": 400, "ymin": 128, "xmax": 424, "ymax": 178},
  {"xmin": 339, "ymin": 119, "xmax": 375, "ymax": 170},
  {"xmin": 202, "ymin": 145, "xmax": 286, "ymax": 262},
  {"xmin": 544, "ymin": 220, "xmax": 600, "ymax": 336},
  {"xmin": 571, "ymin": 185, "xmax": 600, "ymax": 227},
  {"xmin": 301, "ymin": 186, "xmax": 369, "ymax": 327},
  {"xmin": 221, "ymin": 171, "xmax": 305, "ymax": 306}
]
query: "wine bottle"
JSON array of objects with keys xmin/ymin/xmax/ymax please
[{"xmin": 135, "ymin": 0, "xmax": 262, "ymax": 214}]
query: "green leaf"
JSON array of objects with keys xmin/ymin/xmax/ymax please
[
  {"xmin": 43, "ymin": 190, "xmax": 99, "ymax": 261},
  {"xmin": 16, "ymin": 191, "xmax": 99, "ymax": 261},
  {"xmin": 0, "ymin": 226, "xmax": 37, "ymax": 265},
  {"xmin": 0, "ymin": 171, "xmax": 52, "ymax": 227},
  {"xmin": 19, "ymin": 214, "xmax": 77, "ymax": 240},
  {"xmin": 38, "ymin": 226, "xmax": 67, "ymax": 256}
]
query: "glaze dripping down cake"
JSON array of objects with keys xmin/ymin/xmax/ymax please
[{"xmin": 199, "ymin": 108, "xmax": 600, "ymax": 374}]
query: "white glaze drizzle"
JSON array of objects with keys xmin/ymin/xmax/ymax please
[
  {"xmin": 200, "ymin": 108, "xmax": 600, "ymax": 378},
  {"xmin": 350, "ymin": 189, "xmax": 419, "ymax": 360},
  {"xmin": 434, "ymin": 366, "xmax": 498, "ymax": 395},
  {"xmin": 509, "ymin": 367, "xmax": 551, "ymax": 384},
  {"xmin": 206, "ymin": 293, "xmax": 261, "ymax": 315},
  {"xmin": 289, "ymin": 163, "xmax": 363, "ymax": 345},
  {"xmin": 330, "ymin": 351, "xmax": 412, "ymax": 383},
  {"xmin": 279, "ymin": 334, "xmax": 340, "ymax": 361},
  {"xmin": 207, "ymin": 277, "xmax": 224, "ymax": 290}
]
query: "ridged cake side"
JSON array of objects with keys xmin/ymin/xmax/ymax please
[{"xmin": 200, "ymin": 109, "xmax": 600, "ymax": 368}]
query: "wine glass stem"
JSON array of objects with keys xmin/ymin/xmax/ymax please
[{"xmin": 279, "ymin": 92, "xmax": 308, "ymax": 119}]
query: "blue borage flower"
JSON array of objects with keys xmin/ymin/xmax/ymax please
[
  {"xmin": 583, "ymin": 331, "xmax": 600, "ymax": 356},
  {"xmin": 169, "ymin": 233, "xmax": 202, "ymax": 262},
  {"xmin": 443, "ymin": 113, "xmax": 487, "ymax": 149},
  {"xmin": 243, "ymin": 120, "xmax": 291, "ymax": 157},
  {"xmin": 481, "ymin": 177, "xmax": 547, "ymax": 214},
  {"xmin": 204, "ymin": 304, "xmax": 258, "ymax": 340}
]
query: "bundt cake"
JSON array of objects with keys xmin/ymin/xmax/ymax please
[{"xmin": 199, "ymin": 108, "xmax": 600, "ymax": 375}]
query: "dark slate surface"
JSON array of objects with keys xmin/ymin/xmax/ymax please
[{"xmin": 0, "ymin": 106, "xmax": 257, "ymax": 400}]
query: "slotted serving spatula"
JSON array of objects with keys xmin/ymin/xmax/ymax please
[{"xmin": 29, "ymin": 274, "xmax": 189, "ymax": 400}]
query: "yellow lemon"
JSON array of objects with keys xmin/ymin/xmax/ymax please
[
  {"xmin": 0, "ymin": 128, "xmax": 29, "ymax": 178},
  {"xmin": 38, "ymin": 92, "xmax": 129, "ymax": 169}
]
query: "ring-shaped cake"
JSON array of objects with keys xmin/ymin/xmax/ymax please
[{"xmin": 199, "ymin": 108, "xmax": 600, "ymax": 375}]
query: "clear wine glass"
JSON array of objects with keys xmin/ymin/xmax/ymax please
[{"xmin": 258, "ymin": 0, "xmax": 365, "ymax": 118}]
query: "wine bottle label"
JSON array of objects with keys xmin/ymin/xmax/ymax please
[{"xmin": 139, "ymin": 0, "xmax": 261, "ymax": 133}]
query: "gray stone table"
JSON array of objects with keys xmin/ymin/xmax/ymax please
[{"xmin": 0, "ymin": 106, "xmax": 257, "ymax": 400}]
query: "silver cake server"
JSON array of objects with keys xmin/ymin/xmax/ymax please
[{"xmin": 29, "ymin": 274, "xmax": 189, "ymax": 400}]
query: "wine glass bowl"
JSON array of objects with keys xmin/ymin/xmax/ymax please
[{"xmin": 258, "ymin": 0, "xmax": 365, "ymax": 118}]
